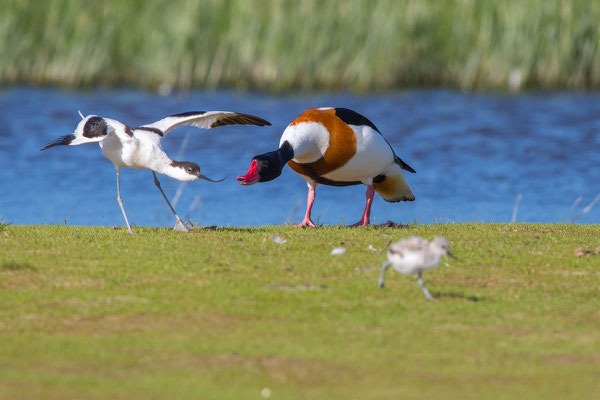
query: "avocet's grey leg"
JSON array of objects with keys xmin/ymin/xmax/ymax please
[
  {"xmin": 152, "ymin": 171, "xmax": 189, "ymax": 232},
  {"xmin": 378, "ymin": 261, "xmax": 391, "ymax": 288},
  {"xmin": 116, "ymin": 169, "xmax": 134, "ymax": 234},
  {"xmin": 418, "ymin": 271, "xmax": 435, "ymax": 301}
]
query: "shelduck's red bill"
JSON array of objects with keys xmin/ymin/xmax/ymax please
[{"xmin": 236, "ymin": 160, "xmax": 260, "ymax": 185}]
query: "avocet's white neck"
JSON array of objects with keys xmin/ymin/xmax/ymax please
[
  {"xmin": 156, "ymin": 160, "xmax": 198, "ymax": 182},
  {"xmin": 155, "ymin": 162, "xmax": 181, "ymax": 181}
]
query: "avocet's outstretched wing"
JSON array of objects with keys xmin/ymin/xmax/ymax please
[{"xmin": 142, "ymin": 111, "xmax": 271, "ymax": 136}]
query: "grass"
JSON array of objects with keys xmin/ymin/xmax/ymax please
[
  {"xmin": 1, "ymin": 223, "xmax": 599, "ymax": 399},
  {"xmin": 2, "ymin": 0, "xmax": 600, "ymax": 91}
]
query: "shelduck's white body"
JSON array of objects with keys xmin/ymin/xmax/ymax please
[{"xmin": 280, "ymin": 119, "xmax": 394, "ymax": 184}]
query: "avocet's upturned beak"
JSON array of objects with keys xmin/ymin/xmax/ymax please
[
  {"xmin": 198, "ymin": 173, "xmax": 225, "ymax": 183},
  {"xmin": 447, "ymin": 251, "xmax": 459, "ymax": 261}
]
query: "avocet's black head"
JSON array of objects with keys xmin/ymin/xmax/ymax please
[
  {"xmin": 237, "ymin": 141, "xmax": 294, "ymax": 185},
  {"xmin": 170, "ymin": 160, "xmax": 224, "ymax": 183},
  {"xmin": 81, "ymin": 116, "xmax": 107, "ymax": 139}
]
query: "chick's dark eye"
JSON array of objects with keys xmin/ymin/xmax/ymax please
[{"xmin": 187, "ymin": 167, "xmax": 192, "ymax": 172}]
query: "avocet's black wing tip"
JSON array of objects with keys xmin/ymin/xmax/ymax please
[
  {"xmin": 210, "ymin": 113, "xmax": 271, "ymax": 128},
  {"xmin": 41, "ymin": 134, "xmax": 76, "ymax": 151}
]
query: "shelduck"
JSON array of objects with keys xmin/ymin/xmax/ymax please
[
  {"xmin": 237, "ymin": 107, "xmax": 415, "ymax": 226},
  {"xmin": 42, "ymin": 110, "xmax": 270, "ymax": 233}
]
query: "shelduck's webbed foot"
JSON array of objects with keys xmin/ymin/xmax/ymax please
[
  {"xmin": 349, "ymin": 218, "xmax": 370, "ymax": 227},
  {"xmin": 296, "ymin": 218, "xmax": 317, "ymax": 227}
]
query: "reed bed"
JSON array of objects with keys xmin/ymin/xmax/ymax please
[{"xmin": 1, "ymin": 0, "xmax": 600, "ymax": 91}]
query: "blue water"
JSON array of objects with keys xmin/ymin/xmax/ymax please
[{"xmin": 0, "ymin": 87, "xmax": 598, "ymax": 227}]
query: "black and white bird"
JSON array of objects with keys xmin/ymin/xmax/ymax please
[
  {"xmin": 378, "ymin": 236, "xmax": 456, "ymax": 300},
  {"xmin": 237, "ymin": 107, "xmax": 415, "ymax": 226},
  {"xmin": 41, "ymin": 110, "xmax": 270, "ymax": 233}
]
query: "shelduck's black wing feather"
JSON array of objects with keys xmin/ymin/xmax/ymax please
[{"xmin": 334, "ymin": 108, "xmax": 381, "ymax": 132}]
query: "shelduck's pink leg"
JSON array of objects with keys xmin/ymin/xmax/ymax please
[
  {"xmin": 350, "ymin": 185, "xmax": 375, "ymax": 227},
  {"xmin": 297, "ymin": 185, "xmax": 317, "ymax": 227}
]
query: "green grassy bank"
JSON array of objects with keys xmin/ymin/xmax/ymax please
[
  {"xmin": 2, "ymin": 0, "xmax": 600, "ymax": 91},
  {"xmin": 1, "ymin": 224, "xmax": 599, "ymax": 399}
]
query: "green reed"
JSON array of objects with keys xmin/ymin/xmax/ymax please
[{"xmin": 1, "ymin": 0, "xmax": 600, "ymax": 91}]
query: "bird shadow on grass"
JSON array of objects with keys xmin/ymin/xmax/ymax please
[
  {"xmin": 190, "ymin": 226, "xmax": 261, "ymax": 233},
  {"xmin": 374, "ymin": 220, "xmax": 412, "ymax": 229},
  {"xmin": 432, "ymin": 291, "xmax": 483, "ymax": 302},
  {"xmin": 1, "ymin": 262, "xmax": 36, "ymax": 271}
]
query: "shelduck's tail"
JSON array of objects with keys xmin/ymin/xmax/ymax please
[
  {"xmin": 373, "ymin": 163, "xmax": 415, "ymax": 202},
  {"xmin": 394, "ymin": 155, "xmax": 416, "ymax": 173}
]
